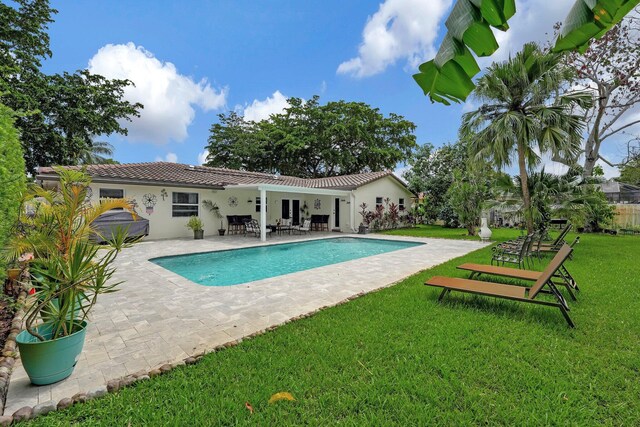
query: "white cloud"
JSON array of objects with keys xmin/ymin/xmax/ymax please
[
  {"xmin": 155, "ymin": 152, "xmax": 178, "ymax": 163},
  {"xmin": 88, "ymin": 42, "xmax": 227, "ymax": 145},
  {"xmin": 337, "ymin": 0, "xmax": 452, "ymax": 77},
  {"xmin": 197, "ymin": 150, "xmax": 209, "ymax": 165},
  {"xmin": 243, "ymin": 90, "xmax": 290, "ymax": 122},
  {"xmin": 394, "ymin": 164, "xmax": 410, "ymax": 183},
  {"xmin": 488, "ymin": 0, "xmax": 575, "ymax": 64}
]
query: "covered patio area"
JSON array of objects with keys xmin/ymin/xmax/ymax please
[{"xmin": 227, "ymin": 183, "xmax": 355, "ymax": 241}]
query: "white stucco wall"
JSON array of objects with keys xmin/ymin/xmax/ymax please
[
  {"xmin": 87, "ymin": 183, "xmax": 339, "ymax": 240},
  {"xmin": 351, "ymin": 176, "xmax": 414, "ymax": 230},
  {"xmin": 85, "ymin": 175, "xmax": 412, "ymax": 239}
]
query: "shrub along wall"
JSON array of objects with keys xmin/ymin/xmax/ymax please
[{"xmin": 0, "ymin": 103, "xmax": 26, "ymax": 280}]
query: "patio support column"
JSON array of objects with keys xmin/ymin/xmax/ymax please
[
  {"xmin": 260, "ymin": 187, "xmax": 267, "ymax": 242},
  {"xmin": 350, "ymin": 192, "xmax": 356, "ymax": 232}
]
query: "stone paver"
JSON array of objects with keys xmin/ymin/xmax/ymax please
[{"xmin": 4, "ymin": 233, "xmax": 487, "ymax": 414}]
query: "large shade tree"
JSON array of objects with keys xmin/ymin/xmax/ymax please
[
  {"xmin": 0, "ymin": 0, "xmax": 141, "ymax": 175},
  {"xmin": 561, "ymin": 8, "xmax": 640, "ymax": 178},
  {"xmin": 461, "ymin": 43, "xmax": 591, "ymax": 233},
  {"xmin": 205, "ymin": 96, "xmax": 417, "ymax": 178}
]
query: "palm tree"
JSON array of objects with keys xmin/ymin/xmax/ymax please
[
  {"xmin": 461, "ymin": 42, "xmax": 592, "ymax": 233},
  {"xmin": 76, "ymin": 140, "xmax": 117, "ymax": 165}
]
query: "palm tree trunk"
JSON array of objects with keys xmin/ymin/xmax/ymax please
[{"xmin": 517, "ymin": 143, "xmax": 534, "ymax": 233}]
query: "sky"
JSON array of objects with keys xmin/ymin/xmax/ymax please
[{"xmin": 40, "ymin": 0, "xmax": 635, "ymax": 178}]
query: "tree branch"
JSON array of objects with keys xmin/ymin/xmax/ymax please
[{"xmin": 601, "ymin": 119, "xmax": 640, "ymax": 141}]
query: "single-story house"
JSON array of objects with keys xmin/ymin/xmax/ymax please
[
  {"xmin": 37, "ymin": 163, "xmax": 414, "ymax": 241},
  {"xmin": 599, "ymin": 180, "xmax": 640, "ymax": 204}
]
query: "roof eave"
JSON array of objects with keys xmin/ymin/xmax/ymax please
[{"xmin": 36, "ymin": 173, "xmax": 226, "ymax": 190}]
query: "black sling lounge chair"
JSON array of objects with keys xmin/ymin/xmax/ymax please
[
  {"xmin": 424, "ymin": 245, "xmax": 575, "ymax": 327},
  {"xmin": 457, "ymin": 244, "xmax": 579, "ymax": 301}
]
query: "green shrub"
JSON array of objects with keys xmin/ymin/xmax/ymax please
[{"xmin": 0, "ymin": 103, "xmax": 26, "ymax": 280}]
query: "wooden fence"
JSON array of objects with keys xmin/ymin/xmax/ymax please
[{"xmin": 613, "ymin": 204, "xmax": 640, "ymax": 228}]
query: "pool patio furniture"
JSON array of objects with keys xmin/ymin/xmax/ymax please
[
  {"xmin": 425, "ymin": 245, "xmax": 575, "ymax": 327},
  {"xmin": 540, "ymin": 223, "xmax": 572, "ymax": 250},
  {"xmin": 458, "ymin": 243, "xmax": 579, "ymax": 301},
  {"xmin": 549, "ymin": 218, "xmax": 569, "ymax": 229},
  {"xmin": 227, "ymin": 215, "xmax": 253, "ymax": 235},
  {"xmin": 311, "ymin": 215, "xmax": 329, "ymax": 231},
  {"xmin": 491, "ymin": 233, "xmax": 537, "ymax": 269},
  {"xmin": 245, "ymin": 219, "xmax": 271, "ymax": 238},
  {"xmin": 294, "ymin": 219, "xmax": 311, "ymax": 235},
  {"xmin": 277, "ymin": 218, "xmax": 293, "ymax": 235}
]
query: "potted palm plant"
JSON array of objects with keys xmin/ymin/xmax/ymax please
[
  {"xmin": 7, "ymin": 168, "xmax": 137, "ymax": 385},
  {"xmin": 202, "ymin": 200, "xmax": 226, "ymax": 236},
  {"xmin": 186, "ymin": 216, "xmax": 204, "ymax": 239}
]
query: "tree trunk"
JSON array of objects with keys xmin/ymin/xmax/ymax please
[
  {"xmin": 582, "ymin": 86, "xmax": 609, "ymax": 179},
  {"xmin": 517, "ymin": 143, "xmax": 534, "ymax": 234}
]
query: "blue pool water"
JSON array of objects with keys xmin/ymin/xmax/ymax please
[{"xmin": 151, "ymin": 237, "xmax": 423, "ymax": 287}]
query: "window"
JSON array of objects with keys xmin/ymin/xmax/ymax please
[
  {"xmin": 172, "ymin": 192, "xmax": 199, "ymax": 217},
  {"xmin": 375, "ymin": 197, "xmax": 383, "ymax": 208},
  {"xmin": 99, "ymin": 188, "xmax": 124, "ymax": 199},
  {"xmin": 99, "ymin": 188, "xmax": 125, "ymax": 210},
  {"xmin": 399, "ymin": 198, "xmax": 405, "ymax": 211},
  {"xmin": 255, "ymin": 196, "xmax": 267, "ymax": 213}
]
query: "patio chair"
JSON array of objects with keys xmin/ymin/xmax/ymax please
[
  {"xmin": 424, "ymin": 245, "xmax": 575, "ymax": 327},
  {"xmin": 491, "ymin": 233, "xmax": 537, "ymax": 269},
  {"xmin": 294, "ymin": 219, "xmax": 311, "ymax": 235},
  {"xmin": 244, "ymin": 219, "xmax": 271, "ymax": 238},
  {"xmin": 457, "ymin": 243, "xmax": 579, "ymax": 301}
]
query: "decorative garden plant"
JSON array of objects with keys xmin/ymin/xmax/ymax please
[{"xmin": 6, "ymin": 167, "xmax": 138, "ymax": 384}]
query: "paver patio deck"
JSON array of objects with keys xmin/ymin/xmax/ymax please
[{"xmin": 3, "ymin": 232, "xmax": 487, "ymax": 415}]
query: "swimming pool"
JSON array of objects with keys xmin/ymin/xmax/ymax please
[{"xmin": 151, "ymin": 237, "xmax": 424, "ymax": 287}]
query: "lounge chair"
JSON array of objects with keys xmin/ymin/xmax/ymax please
[
  {"xmin": 539, "ymin": 224, "xmax": 572, "ymax": 251},
  {"xmin": 424, "ymin": 245, "xmax": 575, "ymax": 327},
  {"xmin": 457, "ymin": 243, "xmax": 579, "ymax": 301}
]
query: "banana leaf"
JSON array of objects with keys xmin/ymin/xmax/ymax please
[
  {"xmin": 415, "ymin": 0, "xmax": 637, "ymax": 104},
  {"xmin": 553, "ymin": 0, "xmax": 640, "ymax": 53}
]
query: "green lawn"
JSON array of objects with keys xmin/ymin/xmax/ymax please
[
  {"xmin": 27, "ymin": 228, "xmax": 640, "ymax": 425},
  {"xmin": 381, "ymin": 224, "xmax": 528, "ymax": 241}
]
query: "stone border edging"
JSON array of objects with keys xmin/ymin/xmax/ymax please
[
  {"xmin": 0, "ymin": 289, "xmax": 27, "ymax": 420},
  {"xmin": 0, "ymin": 289, "xmax": 375, "ymax": 425}
]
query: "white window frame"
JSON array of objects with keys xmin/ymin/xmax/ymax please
[{"xmin": 172, "ymin": 192, "xmax": 199, "ymax": 217}]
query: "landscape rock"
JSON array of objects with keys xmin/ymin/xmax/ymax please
[
  {"xmin": 32, "ymin": 400, "xmax": 57, "ymax": 417},
  {"xmin": 0, "ymin": 415, "xmax": 13, "ymax": 427},
  {"xmin": 57, "ymin": 397, "xmax": 73, "ymax": 410},
  {"xmin": 106, "ymin": 379, "xmax": 120, "ymax": 393},
  {"xmin": 136, "ymin": 375, "xmax": 150, "ymax": 382},
  {"xmin": 87, "ymin": 385, "xmax": 108, "ymax": 399},
  {"xmin": 148, "ymin": 369, "xmax": 162, "ymax": 378},
  {"xmin": 132, "ymin": 370, "xmax": 147, "ymax": 378},
  {"xmin": 72, "ymin": 392, "xmax": 88, "ymax": 404},
  {"xmin": 120, "ymin": 376, "xmax": 136, "ymax": 388},
  {"xmin": 12, "ymin": 406, "xmax": 33, "ymax": 422},
  {"xmin": 159, "ymin": 363, "xmax": 172, "ymax": 373},
  {"xmin": 184, "ymin": 357, "xmax": 197, "ymax": 365}
]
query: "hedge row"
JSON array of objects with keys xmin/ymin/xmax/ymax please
[{"xmin": 0, "ymin": 103, "xmax": 26, "ymax": 280}]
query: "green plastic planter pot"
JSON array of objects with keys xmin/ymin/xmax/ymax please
[{"xmin": 16, "ymin": 321, "xmax": 87, "ymax": 385}]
